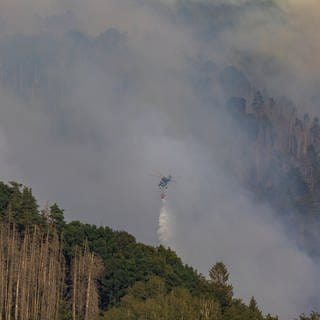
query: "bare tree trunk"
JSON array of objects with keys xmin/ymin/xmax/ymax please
[
  {"xmin": 0, "ymin": 222, "xmax": 66, "ymax": 320},
  {"xmin": 85, "ymin": 252, "xmax": 94, "ymax": 320},
  {"xmin": 4, "ymin": 223, "xmax": 11, "ymax": 319},
  {"xmin": 15, "ymin": 227, "xmax": 28, "ymax": 320},
  {"xmin": 0, "ymin": 220, "xmax": 102, "ymax": 320},
  {"xmin": 39, "ymin": 229, "xmax": 50, "ymax": 319},
  {"xmin": 0, "ymin": 224, "xmax": 5, "ymax": 317},
  {"xmin": 29, "ymin": 226, "xmax": 38, "ymax": 320},
  {"xmin": 6, "ymin": 223, "xmax": 16, "ymax": 320},
  {"xmin": 55, "ymin": 234, "xmax": 65, "ymax": 320},
  {"xmin": 71, "ymin": 244, "xmax": 104, "ymax": 320},
  {"xmin": 20, "ymin": 229, "xmax": 28, "ymax": 320},
  {"xmin": 72, "ymin": 248, "xmax": 78, "ymax": 320},
  {"xmin": 14, "ymin": 243, "xmax": 22, "ymax": 320}
]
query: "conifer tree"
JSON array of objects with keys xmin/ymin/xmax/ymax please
[{"xmin": 208, "ymin": 262, "xmax": 233, "ymax": 312}]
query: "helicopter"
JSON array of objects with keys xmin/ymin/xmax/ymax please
[{"xmin": 152, "ymin": 171, "xmax": 177, "ymax": 199}]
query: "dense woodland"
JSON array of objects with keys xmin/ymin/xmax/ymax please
[{"xmin": 0, "ymin": 181, "xmax": 319, "ymax": 319}]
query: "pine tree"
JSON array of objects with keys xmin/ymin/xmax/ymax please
[
  {"xmin": 248, "ymin": 296, "xmax": 263, "ymax": 320},
  {"xmin": 208, "ymin": 262, "xmax": 233, "ymax": 312},
  {"xmin": 49, "ymin": 203, "xmax": 66, "ymax": 232}
]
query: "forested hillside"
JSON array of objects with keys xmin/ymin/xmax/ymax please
[{"xmin": 2, "ymin": 180, "xmax": 313, "ymax": 319}]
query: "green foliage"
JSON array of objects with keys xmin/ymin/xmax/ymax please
[
  {"xmin": 104, "ymin": 277, "xmax": 221, "ymax": 320},
  {"xmin": 209, "ymin": 262, "xmax": 230, "ymax": 284},
  {"xmin": 208, "ymin": 262, "xmax": 233, "ymax": 312},
  {"xmin": 265, "ymin": 314, "xmax": 278, "ymax": 320},
  {"xmin": 57, "ymin": 302, "xmax": 72, "ymax": 320},
  {"xmin": 0, "ymin": 181, "xmax": 43, "ymax": 227},
  {"xmin": 1, "ymin": 180, "xmax": 318, "ymax": 319},
  {"xmin": 299, "ymin": 311, "xmax": 320, "ymax": 320},
  {"xmin": 62, "ymin": 221, "xmax": 201, "ymax": 309},
  {"xmin": 223, "ymin": 298, "xmax": 264, "ymax": 320},
  {"xmin": 248, "ymin": 297, "xmax": 264, "ymax": 320},
  {"xmin": 103, "ymin": 275, "xmax": 273, "ymax": 320},
  {"xmin": 49, "ymin": 203, "xmax": 66, "ymax": 232},
  {"xmin": 0, "ymin": 181, "xmax": 13, "ymax": 213},
  {"xmin": 19, "ymin": 186, "xmax": 41, "ymax": 226},
  {"xmin": 127, "ymin": 276, "xmax": 166, "ymax": 301}
]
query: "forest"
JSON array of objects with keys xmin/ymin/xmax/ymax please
[{"xmin": 0, "ymin": 181, "xmax": 319, "ymax": 319}]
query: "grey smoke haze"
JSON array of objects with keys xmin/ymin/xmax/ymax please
[{"xmin": 0, "ymin": 0, "xmax": 320, "ymax": 318}]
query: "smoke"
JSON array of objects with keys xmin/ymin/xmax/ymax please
[
  {"xmin": 172, "ymin": 181, "xmax": 320, "ymax": 319},
  {"xmin": 1, "ymin": 0, "xmax": 320, "ymax": 318}
]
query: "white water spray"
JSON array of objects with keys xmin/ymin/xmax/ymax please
[{"xmin": 157, "ymin": 199, "xmax": 173, "ymax": 245}]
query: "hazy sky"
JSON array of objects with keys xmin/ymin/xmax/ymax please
[{"xmin": 0, "ymin": 0, "xmax": 320, "ymax": 318}]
